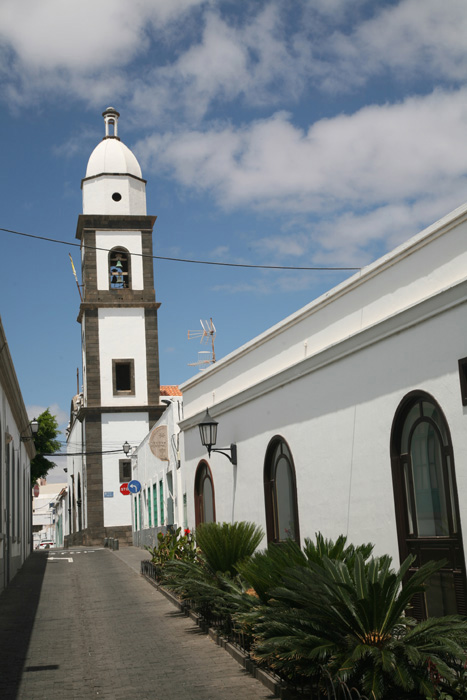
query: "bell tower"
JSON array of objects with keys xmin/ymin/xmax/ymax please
[{"xmin": 72, "ymin": 107, "xmax": 164, "ymax": 545}]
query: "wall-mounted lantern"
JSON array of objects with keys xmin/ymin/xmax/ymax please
[
  {"xmin": 21, "ymin": 418, "xmax": 39, "ymax": 442},
  {"xmin": 198, "ymin": 408, "xmax": 237, "ymax": 465}
]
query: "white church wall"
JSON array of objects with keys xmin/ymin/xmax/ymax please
[
  {"xmin": 101, "ymin": 411, "xmax": 149, "ymax": 527},
  {"xmin": 98, "ymin": 308, "xmax": 148, "ymax": 406},
  {"xmin": 82, "ymin": 174, "xmax": 146, "ymax": 216},
  {"xmin": 95, "ymin": 231, "xmax": 144, "ymax": 290}
]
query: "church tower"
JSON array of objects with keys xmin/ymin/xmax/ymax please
[{"xmin": 72, "ymin": 107, "xmax": 164, "ymax": 545}]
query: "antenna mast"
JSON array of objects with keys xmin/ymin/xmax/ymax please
[{"xmin": 188, "ymin": 318, "xmax": 216, "ymax": 369}]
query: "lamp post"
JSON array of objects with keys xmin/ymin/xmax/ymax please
[
  {"xmin": 21, "ymin": 418, "xmax": 39, "ymax": 442},
  {"xmin": 198, "ymin": 408, "xmax": 237, "ymax": 465}
]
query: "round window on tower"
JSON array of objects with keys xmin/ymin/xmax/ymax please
[{"xmin": 112, "ymin": 192, "xmax": 122, "ymax": 202}]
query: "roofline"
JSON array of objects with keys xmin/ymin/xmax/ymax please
[{"xmin": 181, "ymin": 199, "xmax": 467, "ymax": 392}]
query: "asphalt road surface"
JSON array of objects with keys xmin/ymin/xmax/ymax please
[{"xmin": 0, "ymin": 548, "xmax": 274, "ymax": 699}]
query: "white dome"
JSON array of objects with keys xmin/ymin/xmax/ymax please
[{"xmin": 85, "ymin": 138, "xmax": 143, "ymax": 179}]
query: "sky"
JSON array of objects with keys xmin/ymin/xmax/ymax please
[{"xmin": 1, "ymin": 0, "xmax": 467, "ymax": 476}]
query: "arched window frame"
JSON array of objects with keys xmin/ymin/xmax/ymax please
[
  {"xmin": 390, "ymin": 390, "xmax": 466, "ymax": 618},
  {"xmin": 194, "ymin": 460, "xmax": 216, "ymax": 527},
  {"xmin": 108, "ymin": 247, "xmax": 131, "ymax": 289},
  {"xmin": 263, "ymin": 436, "xmax": 300, "ymax": 545}
]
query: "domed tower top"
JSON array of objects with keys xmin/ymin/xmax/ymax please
[{"xmin": 82, "ymin": 107, "xmax": 147, "ymax": 215}]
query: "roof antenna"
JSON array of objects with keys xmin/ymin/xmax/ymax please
[{"xmin": 188, "ymin": 318, "xmax": 216, "ymax": 370}]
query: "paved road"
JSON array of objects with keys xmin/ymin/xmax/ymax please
[{"xmin": 0, "ymin": 548, "xmax": 274, "ymax": 700}]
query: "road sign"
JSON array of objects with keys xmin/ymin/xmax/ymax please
[
  {"xmin": 128, "ymin": 480, "xmax": 141, "ymax": 494},
  {"xmin": 120, "ymin": 483, "xmax": 130, "ymax": 496},
  {"xmin": 33, "ymin": 484, "xmax": 39, "ymax": 497}
]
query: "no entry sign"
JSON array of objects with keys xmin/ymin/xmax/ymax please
[
  {"xmin": 33, "ymin": 484, "xmax": 39, "ymax": 498},
  {"xmin": 120, "ymin": 483, "xmax": 130, "ymax": 496}
]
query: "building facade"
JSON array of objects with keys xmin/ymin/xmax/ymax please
[
  {"xmin": 66, "ymin": 107, "xmax": 164, "ymax": 546},
  {"xmin": 0, "ymin": 316, "xmax": 35, "ymax": 590},
  {"xmin": 131, "ymin": 387, "xmax": 184, "ymax": 548},
  {"xmin": 179, "ymin": 200, "xmax": 467, "ymax": 619}
]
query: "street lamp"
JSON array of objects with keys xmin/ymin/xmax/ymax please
[
  {"xmin": 123, "ymin": 441, "xmax": 131, "ymax": 456},
  {"xmin": 198, "ymin": 408, "xmax": 237, "ymax": 465},
  {"xmin": 21, "ymin": 418, "xmax": 39, "ymax": 442}
]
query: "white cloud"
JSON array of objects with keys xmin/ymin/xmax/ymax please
[
  {"xmin": 0, "ymin": 0, "xmax": 209, "ymax": 106},
  {"xmin": 27, "ymin": 404, "xmax": 68, "ymax": 429},
  {"xmin": 137, "ymin": 87, "xmax": 467, "ymax": 264},
  {"xmin": 323, "ymin": 0, "xmax": 467, "ymax": 91}
]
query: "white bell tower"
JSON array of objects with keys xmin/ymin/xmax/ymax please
[{"xmin": 71, "ymin": 107, "xmax": 164, "ymax": 546}]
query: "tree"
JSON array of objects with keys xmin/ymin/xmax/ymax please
[{"xmin": 30, "ymin": 409, "xmax": 61, "ymax": 485}]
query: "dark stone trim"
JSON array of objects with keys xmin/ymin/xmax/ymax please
[
  {"xmin": 84, "ymin": 413, "xmax": 103, "ymax": 530},
  {"xmin": 145, "ymin": 308, "xmax": 161, "ymax": 406},
  {"xmin": 81, "ymin": 172, "xmax": 147, "ymax": 186},
  {"xmin": 83, "ymin": 310, "xmax": 101, "ymax": 407},
  {"xmin": 76, "ymin": 214, "xmax": 156, "ymax": 240},
  {"xmin": 82, "ymin": 230, "xmax": 97, "ymax": 296},
  {"xmin": 77, "ymin": 300, "xmax": 160, "ymax": 324},
  {"xmin": 76, "ymin": 405, "xmax": 166, "ymax": 422},
  {"xmin": 149, "ymin": 407, "xmax": 166, "ymax": 430},
  {"xmin": 142, "ymin": 231, "xmax": 155, "ymax": 293}
]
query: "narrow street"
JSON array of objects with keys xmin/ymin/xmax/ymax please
[{"xmin": 0, "ymin": 548, "xmax": 274, "ymax": 699}]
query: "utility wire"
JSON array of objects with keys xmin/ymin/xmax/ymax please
[
  {"xmin": 1, "ymin": 226, "xmax": 361, "ymax": 272},
  {"xmin": 49, "ymin": 452, "xmax": 126, "ymax": 456}
]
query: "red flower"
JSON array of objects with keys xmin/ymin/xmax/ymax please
[{"xmin": 184, "ymin": 528, "xmax": 191, "ymax": 536}]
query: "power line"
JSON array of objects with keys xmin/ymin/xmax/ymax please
[{"xmin": 1, "ymin": 226, "xmax": 361, "ymax": 272}]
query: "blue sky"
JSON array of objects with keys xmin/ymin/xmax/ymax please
[{"xmin": 1, "ymin": 0, "xmax": 467, "ymax": 458}]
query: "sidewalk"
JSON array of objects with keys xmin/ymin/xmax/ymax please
[{"xmin": 109, "ymin": 543, "xmax": 150, "ymax": 575}]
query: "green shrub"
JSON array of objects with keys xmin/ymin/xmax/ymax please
[{"xmin": 249, "ymin": 553, "xmax": 467, "ymax": 699}]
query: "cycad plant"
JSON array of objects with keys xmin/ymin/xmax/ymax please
[
  {"xmin": 249, "ymin": 553, "xmax": 467, "ymax": 699},
  {"xmin": 237, "ymin": 533, "xmax": 374, "ymax": 603},
  {"xmin": 161, "ymin": 521, "xmax": 264, "ymax": 628}
]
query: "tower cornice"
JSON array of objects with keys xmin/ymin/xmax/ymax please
[
  {"xmin": 77, "ymin": 299, "xmax": 161, "ymax": 324},
  {"xmin": 76, "ymin": 214, "xmax": 157, "ymax": 240}
]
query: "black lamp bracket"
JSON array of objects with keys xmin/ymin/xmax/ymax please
[{"xmin": 208, "ymin": 444, "xmax": 237, "ymax": 466}]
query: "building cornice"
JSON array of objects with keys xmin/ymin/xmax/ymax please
[
  {"xmin": 180, "ymin": 277, "xmax": 467, "ymax": 431},
  {"xmin": 75, "ymin": 214, "xmax": 157, "ymax": 240},
  {"xmin": 76, "ymin": 404, "xmax": 166, "ymax": 422},
  {"xmin": 77, "ymin": 300, "xmax": 161, "ymax": 323},
  {"xmin": 181, "ymin": 201, "xmax": 467, "ymax": 393}
]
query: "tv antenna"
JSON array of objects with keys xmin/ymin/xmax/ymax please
[{"xmin": 188, "ymin": 318, "xmax": 216, "ymax": 369}]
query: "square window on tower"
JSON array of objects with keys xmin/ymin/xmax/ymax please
[{"xmin": 113, "ymin": 359, "xmax": 135, "ymax": 395}]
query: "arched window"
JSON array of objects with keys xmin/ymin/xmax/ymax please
[
  {"xmin": 391, "ymin": 392, "xmax": 466, "ymax": 618},
  {"xmin": 108, "ymin": 247, "xmax": 131, "ymax": 289},
  {"xmin": 194, "ymin": 461, "xmax": 215, "ymax": 526},
  {"xmin": 264, "ymin": 437, "xmax": 300, "ymax": 544}
]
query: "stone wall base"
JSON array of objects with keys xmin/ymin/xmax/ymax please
[{"xmin": 64, "ymin": 525, "xmax": 132, "ymax": 548}]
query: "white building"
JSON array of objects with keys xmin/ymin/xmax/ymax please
[
  {"xmin": 32, "ymin": 482, "xmax": 67, "ymax": 549},
  {"xmin": 179, "ymin": 200, "xmax": 467, "ymax": 620},
  {"xmin": 66, "ymin": 107, "xmax": 165, "ymax": 547},
  {"xmin": 0, "ymin": 316, "xmax": 35, "ymax": 590},
  {"xmin": 131, "ymin": 387, "xmax": 184, "ymax": 548}
]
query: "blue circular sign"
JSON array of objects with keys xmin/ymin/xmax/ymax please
[{"xmin": 128, "ymin": 480, "xmax": 142, "ymax": 494}]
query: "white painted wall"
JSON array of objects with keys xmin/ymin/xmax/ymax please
[
  {"xmin": 66, "ymin": 414, "xmax": 85, "ymax": 536},
  {"xmin": 101, "ymin": 411, "xmax": 149, "ymax": 527},
  {"xmin": 82, "ymin": 175, "xmax": 146, "ymax": 216},
  {"xmin": 98, "ymin": 308, "xmax": 148, "ymax": 406},
  {"xmin": 181, "ymin": 293, "xmax": 467, "ymax": 564},
  {"xmin": 131, "ymin": 398, "xmax": 185, "ymax": 539},
  {"xmin": 95, "ymin": 230, "xmax": 144, "ymax": 290}
]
